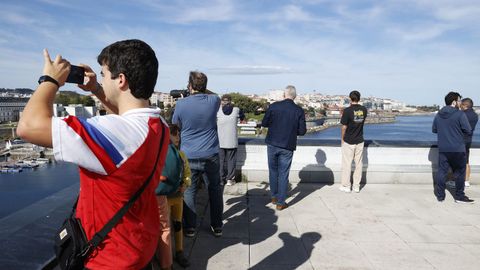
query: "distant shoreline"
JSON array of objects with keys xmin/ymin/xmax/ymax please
[{"xmin": 306, "ymin": 115, "xmax": 396, "ymax": 134}]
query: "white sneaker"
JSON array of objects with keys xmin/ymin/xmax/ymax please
[
  {"xmin": 465, "ymin": 181, "xmax": 471, "ymax": 187},
  {"xmin": 226, "ymin": 179, "xmax": 235, "ymax": 186},
  {"xmin": 353, "ymin": 186, "xmax": 360, "ymax": 193},
  {"xmin": 339, "ymin": 186, "xmax": 351, "ymax": 193}
]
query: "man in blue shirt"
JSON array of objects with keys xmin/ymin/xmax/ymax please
[
  {"xmin": 261, "ymin": 85, "xmax": 306, "ymax": 210},
  {"xmin": 432, "ymin": 92, "xmax": 473, "ymax": 203},
  {"xmin": 172, "ymin": 71, "xmax": 223, "ymax": 237}
]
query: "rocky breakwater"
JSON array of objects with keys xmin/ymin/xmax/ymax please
[{"xmin": 306, "ymin": 115, "xmax": 396, "ymax": 133}]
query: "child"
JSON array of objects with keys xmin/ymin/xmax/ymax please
[
  {"xmin": 155, "ymin": 124, "xmax": 191, "ymax": 269},
  {"xmin": 168, "ymin": 124, "xmax": 191, "ymax": 267}
]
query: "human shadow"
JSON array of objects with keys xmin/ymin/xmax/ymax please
[
  {"xmin": 361, "ymin": 143, "xmax": 369, "ymax": 190},
  {"xmin": 249, "ymin": 232, "xmax": 321, "ymax": 270},
  {"xmin": 184, "ymin": 185, "xmax": 278, "ymax": 269},
  {"xmin": 428, "ymin": 145, "xmax": 438, "ymax": 190},
  {"xmin": 291, "ymin": 149, "xmax": 334, "ymax": 207},
  {"xmin": 235, "ymin": 137, "xmax": 263, "ymax": 184}
]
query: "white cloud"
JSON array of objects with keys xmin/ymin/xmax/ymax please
[
  {"xmin": 209, "ymin": 65, "xmax": 293, "ymax": 75},
  {"xmin": 2, "ymin": 13, "xmax": 36, "ymax": 25},
  {"xmin": 37, "ymin": 0, "xmax": 73, "ymax": 8},
  {"xmin": 177, "ymin": 0, "xmax": 235, "ymax": 23},
  {"xmin": 137, "ymin": 0, "xmax": 236, "ymax": 23},
  {"xmin": 433, "ymin": 4, "xmax": 480, "ymax": 22},
  {"xmin": 387, "ymin": 23, "xmax": 456, "ymax": 41},
  {"xmin": 282, "ymin": 5, "xmax": 316, "ymax": 22}
]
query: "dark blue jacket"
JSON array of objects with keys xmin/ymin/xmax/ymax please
[
  {"xmin": 432, "ymin": 106, "xmax": 471, "ymax": 152},
  {"xmin": 463, "ymin": 108, "xmax": 478, "ymax": 143},
  {"xmin": 261, "ymin": 99, "xmax": 306, "ymax": 151}
]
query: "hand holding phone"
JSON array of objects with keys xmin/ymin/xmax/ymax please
[{"xmin": 66, "ymin": 65, "xmax": 85, "ymax": 84}]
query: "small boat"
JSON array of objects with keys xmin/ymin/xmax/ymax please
[
  {"xmin": 1, "ymin": 167, "xmax": 22, "ymax": 173},
  {"xmin": 35, "ymin": 158, "xmax": 51, "ymax": 164},
  {"xmin": 16, "ymin": 161, "xmax": 39, "ymax": 169}
]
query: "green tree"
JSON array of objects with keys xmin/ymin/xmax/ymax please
[
  {"xmin": 54, "ymin": 93, "xmax": 70, "ymax": 105},
  {"xmin": 228, "ymin": 92, "xmax": 268, "ymax": 114},
  {"xmin": 81, "ymin": 96, "xmax": 95, "ymax": 106},
  {"xmin": 306, "ymin": 106, "xmax": 316, "ymax": 117}
]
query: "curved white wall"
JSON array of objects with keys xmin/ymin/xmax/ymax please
[{"xmin": 236, "ymin": 140, "xmax": 479, "ymax": 184}]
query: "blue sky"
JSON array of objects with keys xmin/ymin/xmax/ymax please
[{"xmin": 1, "ymin": 0, "xmax": 479, "ymax": 105}]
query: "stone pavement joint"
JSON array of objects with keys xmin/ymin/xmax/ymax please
[{"xmin": 181, "ymin": 183, "xmax": 480, "ymax": 270}]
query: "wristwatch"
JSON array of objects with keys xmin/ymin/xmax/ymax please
[{"xmin": 38, "ymin": 75, "xmax": 59, "ymax": 87}]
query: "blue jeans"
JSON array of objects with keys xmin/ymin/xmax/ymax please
[
  {"xmin": 435, "ymin": 152, "xmax": 466, "ymax": 200},
  {"xmin": 183, "ymin": 154, "xmax": 223, "ymax": 229},
  {"xmin": 267, "ymin": 144, "xmax": 294, "ymax": 206}
]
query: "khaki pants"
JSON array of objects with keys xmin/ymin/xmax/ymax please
[
  {"xmin": 156, "ymin": 195, "xmax": 172, "ymax": 268},
  {"xmin": 341, "ymin": 142, "xmax": 364, "ymax": 188},
  {"xmin": 167, "ymin": 196, "xmax": 184, "ymax": 253}
]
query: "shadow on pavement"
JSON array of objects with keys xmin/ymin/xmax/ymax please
[
  {"xmin": 291, "ymin": 149, "xmax": 333, "ymax": 207},
  {"xmin": 249, "ymin": 232, "xmax": 321, "ymax": 270},
  {"xmin": 186, "ymin": 185, "xmax": 278, "ymax": 269}
]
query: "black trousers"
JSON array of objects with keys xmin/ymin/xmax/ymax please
[
  {"xmin": 435, "ymin": 152, "xmax": 466, "ymax": 200},
  {"xmin": 219, "ymin": 148, "xmax": 237, "ymax": 182}
]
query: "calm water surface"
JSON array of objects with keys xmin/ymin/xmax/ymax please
[
  {"xmin": 304, "ymin": 115, "xmax": 480, "ymax": 142},
  {"xmin": 0, "ymin": 162, "xmax": 78, "ymax": 218}
]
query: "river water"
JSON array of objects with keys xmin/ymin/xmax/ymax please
[
  {"xmin": 0, "ymin": 162, "xmax": 78, "ymax": 219},
  {"xmin": 304, "ymin": 115, "xmax": 480, "ymax": 142}
]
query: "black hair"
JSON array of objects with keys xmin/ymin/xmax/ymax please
[
  {"xmin": 169, "ymin": 123, "xmax": 180, "ymax": 136},
  {"xmin": 462, "ymin": 98, "xmax": 473, "ymax": 108},
  {"xmin": 97, "ymin": 39, "xmax": 158, "ymax": 99},
  {"xmin": 221, "ymin": 94, "xmax": 232, "ymax": 101},
  {"xmin": 188, "ymin": 71, "xmax": 208, "ymax": 92},
  {"xmin": 349, "ymin": 90, "xmax": 361, "ymax": 102},
  {"xmin": 444, "ymin": 91, "xmax": 461, "ymax": 106}
]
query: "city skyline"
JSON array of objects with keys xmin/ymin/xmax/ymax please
[{"xmin": 0, "ymin": 0, "xmax": 479, "ymax": 105}]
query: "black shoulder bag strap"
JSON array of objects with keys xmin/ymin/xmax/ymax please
[{"xmin": 80, "ymin": 123, "xmax": 166, "ymax": 256}]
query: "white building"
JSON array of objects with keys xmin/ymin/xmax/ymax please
[
  {"xmin": 382, "ymin": 99, "xmax": 407, "ymax": 111},
  {"xmin": 266, "ymin": 90, "xmax": 285, "ymax": 102},
  {"xmin": 320, "ymin": 95, "xmax": 348, "ymax": 108},
  {"xmin": 0, "ymin": 97, "xmax": 28, "ymax": 122},
  {"xmin": 160, "ymin": 92, "xmax": 175, "ymax": 107},
  {"xmin": 64, "ymin": 104, "xmax": 97, "ymax": 118}
]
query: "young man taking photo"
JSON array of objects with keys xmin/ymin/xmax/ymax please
[{"xmin": 17, "ymin": 39, "xmax": 170, "ymax": 269}]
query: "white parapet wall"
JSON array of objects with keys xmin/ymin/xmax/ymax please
[{"xmin": 236, "ymin": 138, "xmax": 479, "ymax": 184}]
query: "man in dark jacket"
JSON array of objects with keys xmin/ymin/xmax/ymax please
[
  {"xmin": 461, "ymin": 98, "xmax": 478, "ymax": 187},
  {"xmin": 261, "ymin": 85, "xmax": 306, "ymax": 210},
  {"xmin": 433, "ymin": 92, "xmax": 473, "ymax": 203}
]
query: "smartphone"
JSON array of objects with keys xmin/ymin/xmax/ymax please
[{"xmin": 66, "ymin": 65, "xmax": 85, "ymax": 84}]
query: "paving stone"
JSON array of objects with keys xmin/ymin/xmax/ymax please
[
  {"xmin": 358, "ymin": 241, "xmax": 435, "ymax": 270},
  {"xmin": 306, "ymin": 239, "xmax": 374, "ymax": 269},
  {"xmin": 409, "ymin": 243, "xmax": 478, "ymax": 270},
  {"xmin": 385, "ymin": 222, "xmax": 456, "ymax": 243}
]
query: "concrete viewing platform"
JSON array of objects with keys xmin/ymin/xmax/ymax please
[
  {"xmin": 182, "ymin": 182, "xmax": 480, "ymax": 270},
  {"xmin": 1, "ymin": 138, "xmax": 479, "ymax": 269}
]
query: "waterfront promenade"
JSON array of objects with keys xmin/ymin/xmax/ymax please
[{"xmin": 181, "ymin": 183, "xmax": 480, "ymax": 270}]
